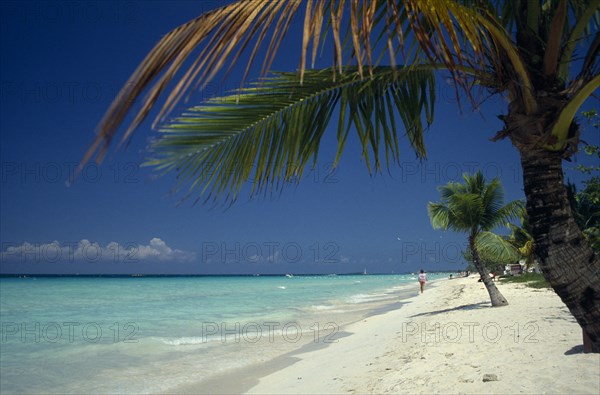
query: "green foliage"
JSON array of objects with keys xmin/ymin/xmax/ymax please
[
  {"xmin": 462, "ymin": 235, "xmax": 515, "ymax": 271},
  {"xmin": 148, "ymin": 67, "xmax": 435, "ymax": 203},
  {"xmin": 499, "ymin": 272, "xmax": 550, "ymax": 289},
  {"xmin": 507, "ymin": 205, "xmax": 536, "ymax": 269},
  {"xmin": 82, "ymin": 0, "xmax": 600, "ymax": 197},
  {"xmin": 568, "ymin": 177, "xmax": 600, "ymax": 253},
  {"xmin": 565, "ymin": 108, "xmax": 599, "ymax": 251},
  {"xmin": 575, "ymin": 110, "xmax": 600, "ymax": 174},
  {"xmin": 476, "ymin": 231, "xmax": 520, "ymax": 263},
  {"xmin": 582, "ymin": 110, "xmax": 599, "ymax": 128}
]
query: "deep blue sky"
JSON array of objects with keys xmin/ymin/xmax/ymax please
[{"xmin": 0, "ymin": 0, "xmax": 597, "ymax": 275}]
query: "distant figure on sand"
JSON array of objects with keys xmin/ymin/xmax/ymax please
[{"xmin": 418, "ymin": 270, "xmax": 427, "ymax": 293}]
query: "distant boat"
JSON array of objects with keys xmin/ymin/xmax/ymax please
[
  {"xmin": 285, "ymin": 274, "xmax": 294, "ymax": 278},
  {"xmin": 363, "ymin": 268, "xmax": 367, "ymax": 275}
]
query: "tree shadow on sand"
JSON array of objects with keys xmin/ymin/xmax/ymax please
[
  {"xmin": 564, "ymin": 345, "xmax": 584, "ymax": 355},
  {"xmin": 407, "ymin": 302, "xmax": 489, "ymax": 318}
]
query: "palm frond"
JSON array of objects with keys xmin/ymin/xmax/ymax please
[
  {"xmin": 492, "ymin": 199, "xmax": 523, "ymax": 229},
  {"xmin": 463, "ymin": 171, "xmax": 486, "ymax": 194},
  {"xmin": 542, "ymin": 0, "xmax": 568, "ymax": 77},
  {"xmin": 476, "ymin": 231, "xmax": 520, "ymax": 263},
  {"xmin": 581, "ymin": 31, "xmax": 600, "ymax": 79},
  {"xmin": 548, "ymin": 74, "xmax": 600, "ymax": 151},
  {"xmin": 558, "ymin": 0, "xmax": 600, "ymax": 80},
  {"xmin": 79, "ymin": 0, "xmax": 540, "ymax": 175},
  {"xmin": 480, "ymin": 176, "xmax": 504, "ymax": 229},
  {"xmin": 403, "ymin": 0, "xmax": 536, "ymax": 113},
  {"xmin": 147, "ymin": 66, "xmax": 435, "ymax": 203},
  {"xmin": 508, "ymin": 222, "xmax": 532, "ymax": 247},
  {"xmin": 447, "ymin": 192, "xmax": 483, "ymax": 231},
  {"xmin": 79, "ymin": 0, "xmax": 304, "ymax": 172},
  {"xmin": 428, "ymin": 202, "xmax": 451, "ymax": 230}
]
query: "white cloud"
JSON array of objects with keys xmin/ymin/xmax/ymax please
[{"xmin": 1, "ymin": 238, "xmax": 195, "ymax": 263}]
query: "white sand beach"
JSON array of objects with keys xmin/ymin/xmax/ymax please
[{"xmin": 235, "ymin": 276, "xmax": 599, "ymax": 394}]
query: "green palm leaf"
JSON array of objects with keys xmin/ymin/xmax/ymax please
[
  {"xmin": 492, "ymin": 199, "xmax": 523, "ymax": 229},
  {"xmin": 428, "ymin": 202, "xmax": 451, "ymax": 231},
  {"xmin": 447, "ymin": 193, "xmax": 484, "ymax": 231},
  {"xmin": 476, "ymin": 231, "xmax": 520, "ymax": 263},
  {"xmin": 147, "ymin": 66, "xmax": 435, "ymax": 203}
]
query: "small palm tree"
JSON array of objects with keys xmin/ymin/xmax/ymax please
[{"xmin": 428, "ymin": 171, "xmax": 521, "ymax": 306}]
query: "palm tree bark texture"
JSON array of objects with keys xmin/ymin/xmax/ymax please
[{"xmin": 518, "ymin": 147, "xmax": 600, "ymax": 353}]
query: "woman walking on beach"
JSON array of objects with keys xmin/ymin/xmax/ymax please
[{"xmin": 418, "ymin": 270, "xmax": 427, "ymax": 293}]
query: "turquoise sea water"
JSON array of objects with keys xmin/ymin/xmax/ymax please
[{"xmin": 0, "ymin": 274, "xmax": 448, "ymax": 394}]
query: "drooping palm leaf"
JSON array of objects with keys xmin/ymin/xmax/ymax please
[
  {"xmin": 147, "ymin": 66, "xmax": 435, "ymax": 203},
  {"xmin": 402, "ymin": 0, "xmax": 537, "ymax": 113},
  {"xmin": 80, "ymin": 0, "xmax": 532, "ymax": 173},
  {"xmin": 558, "ymin": 0, "xmax": 600, "ymax": 80},
  {"xmin": 475, "ymin": 231, "xmax": 520, "ymax": 264},
  {"xmin": 428, "ymin": 202, "xmax": 452, "ymax": 230},
  {"xmin": 79, "ymin": 0, "xmax": 305, "ymax": 170},
  {"xmin": 76, "ymin": 0, "xmax": 598, "ymax": 204},
  {"xmin": 548, "ymin": 74, "xmax": 600, "ymax": 151}
]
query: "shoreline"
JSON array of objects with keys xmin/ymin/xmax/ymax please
[
  {"xmin": 173, "ymin": 276, "xmax": 599, "ymax": 394},
  {"xmin": 164, "ymin": 280, "xmax": 432, "ymax": 394}
]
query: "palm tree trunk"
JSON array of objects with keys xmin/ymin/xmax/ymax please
[
  {"xmin": 519, "ymin": 148, "xmax": 600, "ymax": 353},
  {"xmin": 469, "ymin": 234, "xmax": 509, "ymax": 307}
]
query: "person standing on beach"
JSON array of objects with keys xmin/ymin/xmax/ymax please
[{"xmin": 418, "ymin": 270, "xmax": 427, "ymax": 293}]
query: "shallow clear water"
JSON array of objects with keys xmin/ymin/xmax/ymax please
[{"xmin": 0, "ymin": 274, "xmax": 448, "ymax": 393}]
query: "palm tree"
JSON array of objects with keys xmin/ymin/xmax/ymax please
[
  {"xmin": 428, "ymin": 171, "xmax": 520, "ymax": 306},
  {"xmin": 78, "ymin": 1, "xmax": 600, "ymax": 351}
]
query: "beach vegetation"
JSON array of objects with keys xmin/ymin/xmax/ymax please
[
  {"xmin": 499, "ymin": 272, "xmax": 551, "ymax": 289},
  {"xmin": 507, "ymin": 206, "xmax": 537, "ymax": 271},
  {"xmin": 568, "ymin": 177, "xmax": 600, "ymax": 253}
]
